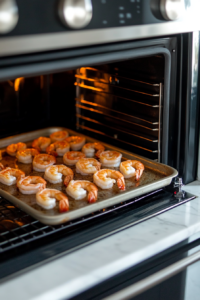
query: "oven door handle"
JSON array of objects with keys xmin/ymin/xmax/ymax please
[{"xmin": 103, "ymin": 249, "xmax": 200, "ymax": 300}]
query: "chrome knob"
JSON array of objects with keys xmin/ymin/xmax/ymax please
[
  {"xmin": 58, "ymin": 0, "xmax": 93, "ymax": 29},
  {"xmin": 160, "ymin": 0, "xmax": 185, "ymax": 21},
  {"xmin": 0, "ymin": 0, "xmax": 18, "ymax": 33}
]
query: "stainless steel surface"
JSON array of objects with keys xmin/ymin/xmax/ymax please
[
  {"xmin": 0, "ymin": 0, "xmax": 18, "ymax": 34},
  {"xmin": 0, "ymin": 127, "xmax": 177, "ymax": 225},
  {"xmin": 58, "ymin": 0, "xmax": 93, "ymax": 29},
  {"xmin": 0, "ymin": 4, "xmax": 199, "ymax": 57},
  {"xmin": 103, "ymin": 249, "xmax": 200, "ymax": 300},
  {"xmin": 160, "ymin": 0, "xmax": 185, "ymax": 21}
]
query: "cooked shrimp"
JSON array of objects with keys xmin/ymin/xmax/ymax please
[
  {"xmin": 93, "ymin": 169, "xmax": 125, "ymax": 190},
  {"xmin": 0, "ymin": 168, "xmax": 25, "ymax": 186},
  {"xmin": 16, "ymin": 148, "xmax": 40, "ymax": 164},
  {"xmin": 50, "ymin": 130, "xmax": 69, "ymax": 142},
  {"xmin": 44, "ymin": 165, "xmax": 73, "ymax": 186},
  {"xmin": 17, "ymin": 176, "xmax": 46, "ymax": 194},
  {"xmin": 33, "ymin": 154, "xmax": 56, "ymax": 172},
  {"xmin": 120, "ymin": 160, "xmax": 144, "ymax": 180},
  {"xmin": 7, "ymin": 142, "xmax": 27, "ymax": 157},
  {"xmin": 32, "ymin": 137, "xmax": 51, "ymax": 152},
  {"xmin": 64, "ymin": 136, "xmax": 86, "ymax": 151},
  {"xmin": 46, "ymin": 141, "xmax": 70, "ymax": 157},
  {"xmin": 36, "ymin": 188, "xmax": 69, "ymax": 212},
  {"xmin": 99, "ymin": 151, "xmax": 122, "ymax": 167},
  {"xmin": 63, "ymin": 151, "xmax": 86, "ymax": 166},
  {"xmin": 66, "ymin": 180, "xmax": 98, "ymax": 203},
  {"xmin": 76, "ymin": 158, "xmax": 101, "ymax": 175},
  {"xmin": 0, "ymin": 163, "xmax": 4, "ymax": 171},
  {"xmin": 82, "ymin": 143, "xmax": 105, "ymax": 158}
]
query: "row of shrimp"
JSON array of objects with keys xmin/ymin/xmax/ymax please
[
  {"xmin": 0, "ymin": 165, "xmax": 71, "ymax": 213},
  {"xmin": 0, "ymin": 130, "xmax": 145, "ymax": 213}
]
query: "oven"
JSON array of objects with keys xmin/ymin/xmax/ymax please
[{"xmin": 0, "ymin": 0, "xmax": 200, "ymax": 298}]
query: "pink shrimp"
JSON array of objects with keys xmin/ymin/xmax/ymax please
[{"xmin": 36, "ymin": 188, "xmax": 69, "ymax": 212}]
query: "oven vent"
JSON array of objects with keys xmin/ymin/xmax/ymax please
[{"xmin": 75, "ymin": 67, "xmax": 163, "ymax": 161}]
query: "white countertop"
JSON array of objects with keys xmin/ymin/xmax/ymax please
[{"xmin": 1, "ymin": 181, "xmax": 200, "ymax": 300}]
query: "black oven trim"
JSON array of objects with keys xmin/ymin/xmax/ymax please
[
  {"xmin": 0, "ymin": 38, "xmax": 172, "ymax": 80},
  {"xmin": 179, "ymin": 33, "xmax": 200, "ymax": 183}
]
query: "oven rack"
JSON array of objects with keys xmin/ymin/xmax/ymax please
[
  {"xmin": 0, "ymin": 190, "xmax": 163, "ymax": 254},
  {"xmin": 75, "ymin": 66, "xmax": 163, "ymax": 161}
]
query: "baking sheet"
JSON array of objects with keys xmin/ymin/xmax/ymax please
[{"xmin": 0, "ymin": 127, "xmax": 178, "ymax": 225}]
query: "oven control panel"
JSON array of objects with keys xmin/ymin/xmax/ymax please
[
  {"xmin": 0, "ymin": 0, "xmax": 190, "ymax": 36},
  {"xmin": 0, "ymin": 0, "xmax": 198, "ymax": 57}
]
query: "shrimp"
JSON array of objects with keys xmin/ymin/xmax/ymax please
[
  {"xmin": 7, "ymin": 142, "xmax": 27, "ymax": 157},
  {"xmin": 17, "ymin": 176, "xmax": 46, "ymax": 194},
  {"xmin": 64, "ymin": 136, "xmax": 86, "ymax": 151},
  {"xmin": 36, "ymin": 188, "xmax": 69, "ymax": 212},
  {"xmin": 76, "ymin": 158, "xmax": 101, "ymax": 175},
  {"xmin": 0, "ymin": 163, "xmax": 4, "ymax": 171},
  {"xmin": 44, "ymin": 165, "xmax": 73, "ymax": 186},
  {"xmin": 99, "ymin": 151, "xmax": 122, "ymax": 168},
  {"xmin": 120, "ymin": 160, "xmax": 144, "ymax": 180},
  {"xmin": 82, "ymin": 143, "xmax": 105, "ymax": 158},
  {"xmin": 50, "ymin": 130, "xmax": 69, "ymax": 142},
  {"xmin": 16, "ymin": 148, "xmax": 40, "ymax": 164},
  {"xmin": 93, "ymin": 169, "xmax": 125, "ymax": 190},
  {"xmin": 33, "ymin": 154, "xmax": 56, "ymax": 172},
  {"xmin": 66, "ymin": 180, "xmax": 98, "ymax": 203},
  {"xmin": 0, "ymin": 168, "xmax": 25, "ymax": 186},
  {"xmin": 32, "ymin": 137, "xmax": 51, "ymax": 152},
  {"xmin": 46, "ymin": 141, "xmax": 70, "ymax": 157},
  {"xmin": 63, "ymin": 151, "xmax": 86, "ymax": 166}
]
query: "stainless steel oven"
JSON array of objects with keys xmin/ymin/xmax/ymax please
[{"xmin": 0, "ymin": 0, "xmax": 200, "ymax": 296}]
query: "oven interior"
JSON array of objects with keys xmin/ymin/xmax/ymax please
[
  {"xmin": 0, "ymin": 55, "xmax": 164, "ymax": 162},
  {"xmin": 0, "ymin": 35, "xmax": 198, "ymax": 281}
]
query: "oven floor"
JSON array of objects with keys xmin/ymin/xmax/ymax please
[{"xmin": 0, "ymin": 187, "xmax": 195, "ymax": 283}]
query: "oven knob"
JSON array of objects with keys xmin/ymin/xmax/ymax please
[
  {"xmin": 0, "ymin": 0, "xmax": 18, "ymax": 33},
  {"xmin": 58, "ymin": 0, "xmax": 93, "ymax": 29},
  {"xmin": 160, "ymin": 0, "xmax": 185, "ymax": 21}
]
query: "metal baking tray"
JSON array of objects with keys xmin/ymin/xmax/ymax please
[{"xmin": 0, "ymin": 127, "xmax": 178, "ymax": 225}]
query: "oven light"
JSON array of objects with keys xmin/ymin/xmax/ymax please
[{"xmin": 14, "ymin": 77, "xmax": 24, "ymax": 92}]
